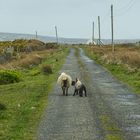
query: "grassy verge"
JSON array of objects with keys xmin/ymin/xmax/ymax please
[
  {"xmin": 83, "ymin": 46, "xmax": 140, "ymax": 95},
  {"xmin": 0, "ymin": 46, "xmax": 69, "ymax": 140}
]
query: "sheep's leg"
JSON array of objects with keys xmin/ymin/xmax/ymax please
[
  {"xmin": 62, "ymin": 87, "xmax": 65, "ymax": 95},
  {"xmin": 66, "ymin": 88, "xmax": 68, "ymax": 96}
]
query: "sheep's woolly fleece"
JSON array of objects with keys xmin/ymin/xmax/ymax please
[{"xmin": 57, "ymin": 72, "xmax": 72, "ymax": 87}]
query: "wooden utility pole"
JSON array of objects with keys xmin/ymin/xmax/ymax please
[
  {"xmin": 55, "ymin": 26, "xmax": 58, "ymax": 44},
  {"xmin": 92, "ymin": 21, "xmax": 94, "ymax": 44},
  {"xmin": 111, "ymin": 4, "xmax": 114, "ymax": 52},
  {"xmin": 98, "ymin": 16, "xmax": 101, "ymax": 47},
  {"xmin": 35, "ymin": 31, "xmax": 38, "ymax": 39}
]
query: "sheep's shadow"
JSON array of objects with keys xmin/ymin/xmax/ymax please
[{"xmin": 54, "ymin": 93, "xmax": 73, "ymax": 97}]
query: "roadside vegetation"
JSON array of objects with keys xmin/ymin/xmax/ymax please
[
  {"xmin": 0, "ymin": 39, "xmax": 58, "ymax": 65},
  {"xmin": 0, "ymin": 40, "xmax": 69, "ymax": 140},
  {"xmin": 83, "ymin": 44, "xmax": 140, "ymax": 95},
  {"xmin": 0, "ymin": 39, "xmax": 57, "ymax": 54}
]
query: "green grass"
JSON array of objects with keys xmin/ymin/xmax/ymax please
[
  {"xmin": 83, "ymin": 46, "xmax": 140, "ymax": 95},
  {"xmin": 0, "ymin": 46, "xmax": 69, "ymax": 140},
  {"xmin": 105, "ymin": 134, "xmax": 123, "ymax": 140},
  {"xmin": 105, "ymin": 64, "xmax": 140, "ymax": 94}
]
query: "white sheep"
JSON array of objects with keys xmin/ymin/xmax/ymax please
[{"xmin": 57, "ymin": 72, "xmax": 72, "ymax": 96}]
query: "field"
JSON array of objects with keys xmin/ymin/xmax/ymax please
[
  {"xmin": 83, "ymin": 44, "xmax": 140, "ymax": 94},
  {"xmin": 0, "ymin": 40, "xmax": 69, "ymax": 140},
  {"xmin": 1, "ymin": 41, "xmax": 140, "ymax": 140}
]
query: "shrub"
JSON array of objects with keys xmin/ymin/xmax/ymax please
[
  {"xmin": 41, "ymin": 65, "xmax": 52, "ymax": 74},
  {"xmin": 0, "ymin": 103, "xmax": 6, "ymax": 110},
  {"xmin": 30, "ymin": 69, "xmax": 41, "ymax": 76},
  {"xmin": 0, "ymin": 70, "xmax": 22, "ymax": 85}
]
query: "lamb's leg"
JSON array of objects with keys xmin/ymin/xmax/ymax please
[
  {"xmin": 84, "ymin": 86, "xmax": 87, "ymax": 97},
  {"xmin": 76, "ymin": 89, "xmax": 79, "ymax": 95},
  {"xmin": 73, "ymin": 88, "xmax": 76, "ymax": 96},
  {"xmin": 79, "ymin": 92, "xmax": 83, "ymax": 97},
  {"xmin": 79, "ymin": 89, "xmax": 83, "ymax": 97}
]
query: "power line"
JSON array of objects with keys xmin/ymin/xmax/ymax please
[
  {"xmin": 94, "ymin": 0, "xmax": 138, "ymax": 42},
  {"xmin": 114, "ymin": 0, "xmax": 137, "ymax": 17},
  {"xmin": 115, "ymin": 0, "xmax": 135, "ymax": 11}
]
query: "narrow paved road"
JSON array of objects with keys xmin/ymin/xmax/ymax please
[{"xmin": 38, "ymin": 48, "xmax": 140, "ymax": 140}]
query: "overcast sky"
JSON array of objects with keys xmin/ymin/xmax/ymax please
[{"xmin": 0, "ymin": 0, "xmax": 139, "ymax": 39}]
